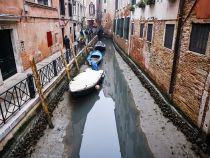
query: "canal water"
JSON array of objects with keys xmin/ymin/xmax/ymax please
[{"xmin": 63, "ymin": 38, "xmax": 153, "ymax": 158}]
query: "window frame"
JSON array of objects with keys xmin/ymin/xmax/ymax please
[
  {"xmin": 189, "ymin": 23, "xmax": 210, "ymax": 55},
  {"xmin": 163, "ymin": 22, "xmax": 176, "ymax": 50},
  {"xmin": 139, "ymin": 23, "xmax": 145, "ymax": 39},
  {"xmin": 146, "ymin": 23, "xmax": 154, "ymax": 43}
]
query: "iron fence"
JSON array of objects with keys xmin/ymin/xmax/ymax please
[{"xmin": 0, "ymin": 55, "xmax": 66, "ymax": 127}]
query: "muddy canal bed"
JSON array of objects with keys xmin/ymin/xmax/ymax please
[{"xmin": 31, "ymin": 38, "xmax": 198, "ymax": 158}]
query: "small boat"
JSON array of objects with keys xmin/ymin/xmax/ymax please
[
  {"xmin": 69, "ymin": 68, "xmax": 104, "ymax": 96},
  {"xmin": 87, "ymin": 50, "xmax": 103, "ymax": 66},
  {"xmin": 95, "ymin": 41, "xmax": 106, "ymax": 51}
]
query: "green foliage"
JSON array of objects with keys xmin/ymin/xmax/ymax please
[
  {"xmin": 137, "ymin": 0, "xmax": 146, "ymax": 8},
  {"xmin": 145, "ymin": 0, "xmax": 155, "ymax": 5},
  {"xmin": 129, "ymin": 5, "xmax": 135, "ymax": 11}
]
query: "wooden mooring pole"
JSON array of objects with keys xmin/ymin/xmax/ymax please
[
  {"xmin": 59, "ymin": 45, "xmax": 71, "ymax": 81},
  {"xmin": 69, "ymin": 36, "xmax": 80, "ymax": 72},
  {"xmin": 29, "ymin": 57, "xmax": 54, "ymax": 129}
]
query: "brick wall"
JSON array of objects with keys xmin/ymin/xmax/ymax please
[
  {"xmin": 172, "ymin": 0, "xmax": 210, "ymax": 124},
  {"xmin": 129, "ymin": 19, "xmax": 175, "ymax": 93}
]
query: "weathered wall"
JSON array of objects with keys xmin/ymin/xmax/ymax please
[
  {"xmin": 172, "ymin": 0, "xmax": 210, "ymax": 125},
  {"xmin": 17, "ymin": 19, "xmax": 62, "ymax": 69},
  {"xmin": 129, "ymin": 19, "xmax": 175, "ymax": 93},
  {"xmin": 113, "ymin": 6, "xmax": 130, "ymax": 54},
  {"xmin": 0, "ymin": 0, "xmax": 23, "ymax": 15}
]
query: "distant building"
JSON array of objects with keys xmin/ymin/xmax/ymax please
[
  {"xmin": 113, "ymin": 0, "xmax": 210, "ymax": 134},
  {"xmin": 0, "ymin": 0, "xmax": 85, "ymax": 84}
]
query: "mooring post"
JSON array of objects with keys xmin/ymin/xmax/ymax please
[
  {"xmin": 69, "ymin": 36, "xmax": 80, "ymax": 72},
  {"xmin": 29, "ymin": 57, "xmax": 54, "ymax": 129},
  {"xmin": 52, "ymin": 60, "xmax": 58, "ymax": 76},
  {"xmin": 26, "ymin": 73, "xmax": 36, "ymax": 98},
  {"xmin": 59, "ymin": 45, "xmax": 71, "ymax": 81}
]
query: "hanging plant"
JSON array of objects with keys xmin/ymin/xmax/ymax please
[
  {"xmin": 129, "ymin": 5, "xmax": 135, "ymax": 12},
  {"xmin": 137, "ymin": 0, "xmax": 146, "ymax": 8},
  {"xmin": 145, "ymin": 0, "xmax": 155, "ymax": 5}
]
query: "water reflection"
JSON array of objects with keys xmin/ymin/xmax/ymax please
[
  {"xmin": 63, "ymin": 91, "xmax": 100, "ymax": 158},
  {"xmin": 102, "ymin": 39, "xmax": 154, "ymax": 158},
  {"xmin": 64, "ymin": 38, "xmax": 153, "ymax": 158}
]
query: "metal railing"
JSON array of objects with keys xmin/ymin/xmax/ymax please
[{"xmin": 0, "ymin": 35, "xmax": 95, "ymax": 127}]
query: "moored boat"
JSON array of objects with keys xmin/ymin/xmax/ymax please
[
  {"xmin": 87, "ymin": 50, "xmax": 103, "ymax": 66},
  {"xmin": 69, "ymin": 68, "xmax": 104, "ymax": 97},
  {"xmin": 95, "ymin": 41, "xmax": 106, "ymax": 52}
]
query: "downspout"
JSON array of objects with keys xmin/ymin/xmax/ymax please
[{"xmin": 169, "ymin": 0, "xmax": 185, "ymax": 94}]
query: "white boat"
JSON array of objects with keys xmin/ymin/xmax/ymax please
[{"xmin": 69, "ymin": 68, "xmax": 104, "ymax": 96}]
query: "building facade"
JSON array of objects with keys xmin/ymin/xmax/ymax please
[
  {"xmin": 113, "ymin": 0, "xmax": 210, "ymax": 134},
  {"xmin": 0, "ymin": 0, "xmax": 85, "ymax": 85}
]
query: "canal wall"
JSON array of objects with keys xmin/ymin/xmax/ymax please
[
  {"xmin": 112, "ymin": 39, "xmax": 210, "ymax": 155},
  {"xmin": 0, "ymin": 36, "xmax": 98, "ymax": 158}
]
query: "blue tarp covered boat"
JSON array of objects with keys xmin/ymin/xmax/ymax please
[{"xmin": 87, "ymin": 50, "xmax": 103, "ymax": 66}]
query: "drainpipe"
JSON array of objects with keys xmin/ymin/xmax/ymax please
[{"xmin": 169, "ymin": 0, "xmax": 185, "ymax": 94}]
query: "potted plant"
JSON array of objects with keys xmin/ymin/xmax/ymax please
[
  {"xmin": 137, "ymin": 0, "xmax": 146, "ymax": 8},
  {"xmin": 145, "ymin": 0, "xmax": 155, "ymax": 5},
  {"xmin": 129, "ymin": 5, "xmax": 135, "ymax": 12}
]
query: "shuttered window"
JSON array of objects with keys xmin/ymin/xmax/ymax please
[
  {"xmin": 120, "ymin": 18, "xmax": 124, "ymax": 37},
  {"xmin": 131, "ymin": 23, "xmax": 134, "ymax": 35},
  {"xmin": 147, "ymin": 24, "xmax": 153, "ymax": 42},
  {"xmin": 117, "ymin": 19, "xmax": 120, "ymax": 35},
  {"xmin": 140, "ymin": 23, "xmax": 144, "ymax": 38},
  {"xmin": 47, "ymin": 31, "xmax": 53, "ymax": 47},
  {"xmin": 131, "ymin": 0, "xmax": 136, "ymax": 5},
  {"xmin": 60, "ymin": 0, "xmax": 65, "ymax": 15},
  {"xmin": 124, "ymin": 17, "xmax": 130, "ymax": 40},
  {"xmin": 113, "ymin": 19, "xmax": 116, "ymax": 33},
  {"xmin": 68, "ymin": 1, "xmax": 73, "ymax": 17},
  {"xmin": 189, "ymin": 23, "xmax": 210, "ymax": 54},
  {"xmin": 164, "ymin": 24, "xmax": 175, "ymax": 49}
]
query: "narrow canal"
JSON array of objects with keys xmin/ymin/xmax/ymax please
[{"xmin": 31, "ymin": 38, "xmax": 197, "ymax": 158}]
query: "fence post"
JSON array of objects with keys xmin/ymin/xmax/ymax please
[
  {"xmin": 66, "ymin": 50, "xmax": 69, "ymax": 64},
  {"xmin": 27, "ymin": 73, "xmax": 36, "ymax": 98},
  {"xmin": 52, "ymin": 60, "xmax": 58, "ymax": 76},
  {"xmin": 29, "ymin": 57, "xmax": 54, "ymax": 129}
]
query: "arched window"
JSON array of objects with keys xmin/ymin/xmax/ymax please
[{"xmin": 89, "ymin": 2, "xmax": 95, "ymax": 15}]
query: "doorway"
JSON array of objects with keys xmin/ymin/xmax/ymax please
[{"xmin": 0, "ymin": 29, "xmax": 17, "ymax": 80}]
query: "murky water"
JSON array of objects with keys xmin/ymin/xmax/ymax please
[{"xmin": 64, "ymin": 38, "xmax": 153, "ymax": 158}]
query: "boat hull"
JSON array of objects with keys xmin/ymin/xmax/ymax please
[{"xmin": 69, "ymin": 69, "xmax": 104, "ymax": 97}]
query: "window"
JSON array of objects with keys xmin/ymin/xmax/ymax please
[
  {"xmin": 189, "ymin": 23, "xmax": 210, "ymax": 54},
  {"xmin": 113, "ymin": 19, "xmax": 116, "ymax": 33},
  {"xmin": 60, "ymin": 0, "xmax": 65, "ymax": 15},
  {"xmin": 117, "ymin": 19, "xmax": 120, "ymax": 35},
  {"xmin": 124, "ymin": 17, "xmax": 130, "ymax": 40},
  {"xmin": 131, "ymin": 0, "xmax": 136, "ymax": 5},
  {"xmin": 68, "ymin": 1, "xmax": 73, "ymax": 17},
  {"xmin": 164, "ymin": 24, "xmax": 175, "ymax": 49},
  {"xmin": 37, "ymin": 0, "xmax": 49, "ymax": 6},
  {"xmin": 115, "ymin": 0, "xmax": 118, "ymax": 10},
  {"xmin": 140, "ymin": 23, "xmax": 144, "ymax": 38},
  {"xmin": 47, "ymin": 31, "xmax": 52, "ymax": 47},
  {"xmin": 120, "ymin": 18, "xmax": 124, "ymax": 37},
  {"xmin": 104, "ymin": 0, "xmax": 106, "ymax": 3},
  {"xmin": 104, "ymin": 9, "xmax": 106, "ymax": 13},
  {"xmin": 131, "ymin": 23, "xmax": 134, "ymax": 35},
  {"xmin": 147, "ymin": 24, "xmax": 153, "ymax": 42},
  {"xmin": 89, "ymin": 2, "xmax": 95, "ymax": 15}
]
